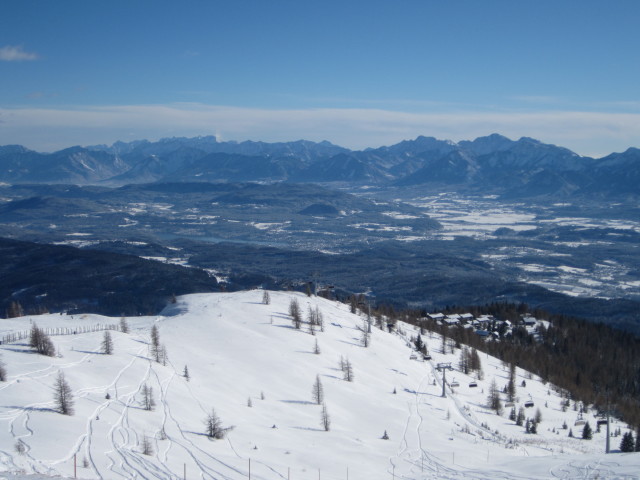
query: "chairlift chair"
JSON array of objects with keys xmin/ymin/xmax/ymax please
[
  {"xmin": 449, "ymin": 378, "xmax": 460, "ymax": 388},
  {"xmin": 524, "ymin": 394, "xmax": 534, "ymax": 408},
  {"xmin": 469, "ymin": 381, "xmax": 478, "ymax": 388}
]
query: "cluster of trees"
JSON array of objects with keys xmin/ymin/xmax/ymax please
[
  {"xmin": 311, "ymin": 375, "xmax": 331, "ymax": 431},
  {"xmin": 150, "ymin": 325, "xmax": 168, "ymax": 364},
  {"xmin": 30, "ymin": 324, "xmax": 56, "ymax": 356},
  {"xmin": 288, "ymin": 297, "xmax": 325, "ymax": 335},
  {"xmin": 339, "ymin": 356, "xmax": 354, "ymax": 382},
  {"xmin": 386, "ymin": 301, "xmax": 640, "ymax": 429},
  {"xmin": 619, "ymin": 430, "xmax": 640, "ymax": 452}
]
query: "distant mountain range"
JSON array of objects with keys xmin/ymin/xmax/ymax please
[{"xmin": 1, "ymin": 134, "xmax": 638, "ymax": 198}]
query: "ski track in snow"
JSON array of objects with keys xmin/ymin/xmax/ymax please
[{"xmin": 1, "ymin": 292, "xmax": 639, "ymax": 480}]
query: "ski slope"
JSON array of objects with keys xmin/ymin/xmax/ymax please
[{"xmin": 0, "ymin": 290, "xmax": 638, "ymax": 479}]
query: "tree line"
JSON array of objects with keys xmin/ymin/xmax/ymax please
[{"xmin": 360, "ymin": 300, "xmax": 640, "ymax": 429}]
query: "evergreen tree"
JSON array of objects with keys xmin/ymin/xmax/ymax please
[
  {"xmin": 487, "ymin": 378, "xmax": 503, "ymax": 414},
  {"xmin": 620, "ymin": 431, "xmax": 635, "ymax": 452},
  {"xmin": 53, "ymin": 371, "xmax": 74, "ymax": 415},
  {"xmin": 313, "ymin": 339, "xmax": 320, "ymax": 354},
  {"xmin": 582, "ymin": 421, "xmax": 593, "ymax": 440},
  {"xmin": 119, "ymin": 317, "xmax": 129, "ymax": 334},
  {"xmin": 509, "ymin": 407, "xmax": 516, "ymax": 422},
  {"xmin": 636, "ymin": 426, "xmax": 640, "ymax": 452},
  {"xmin": 183, "ymin": 365, "xmax": 190, "ymax": 381},
  {"xmin": 534, "ymin": 408, "xmax": 542, "ymax": 425},
  {"xmin": 507, "ymin": 363, "xmax": 517, "ymax": 403},
  {"xmin": 101, "ymin": 330, "xmax": 113, "ymax": 355},
  {"xmin": 516, "ymin": 406, "xmax": 525, "ymax": 426},
  {"xmin": 262, "ymin": 290, "xmax": 271, "ymax": 305}
]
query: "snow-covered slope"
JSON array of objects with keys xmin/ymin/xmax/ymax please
[{"xmin": 0, "ymin": 291, "xmax": 637, "ymax": 479}]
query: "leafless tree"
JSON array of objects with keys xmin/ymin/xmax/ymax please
[
  {"xmin": 140, "ymin": 384, "xmax": 156, "ymax": 411},
  {"xmin": 150, "ymin": 325, "xmax": 160, "ymax": 362},
  {"xmin": 204, "ymin": 408, "xmax": 232, "ymax": 439},
  {"xmin": 101, "ymin": 330, "xmax": 113, "ymax": 355},
  {"xmin": 289, "ymin": 298, "xmax": 301, "ymax": 329},
  {"xmin": 14, "ymin": 440, "xmax": 26, "ymax": 455},
  {"xmin": 30, "ymin": 324, "xmax": 55, "ymax": 357},
  {"xmin": 0, "ymin": 354, "xmax": 6, "ymax": 381},
  {"xmin": 343, "ymin": 358, "xmax": 354, "ymax": 382},
  {"xmin": 140, "ymin": 433, "xmax": 153, "ymax": 455},
  {"xmin": 321, "ymin": 402, "xmax": 331, "ymax": 431},
  {"xmin": 312, "ymin": 375, "xmax": 324, "ymax": 405},
  {"xmin": 53, "ymin": 371, "xmax": 74, "ymax": 415}
]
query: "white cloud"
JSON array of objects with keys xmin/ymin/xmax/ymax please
[
  {"xmin": 1, "ymin": 104, "xmax": 639, "ymax": 157},
  {"xmin": 0, "ymin": 45, "xmax": 39, "ymax": 61}
]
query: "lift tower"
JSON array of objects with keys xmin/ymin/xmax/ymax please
[{"xmin": 436, "ymin": 363, "xmax": 453, "ymax": 398}]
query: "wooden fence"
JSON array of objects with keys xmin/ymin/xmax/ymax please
[{"xmin": 1, "ymin": 323, "xmax": 120, "ymax": 345}]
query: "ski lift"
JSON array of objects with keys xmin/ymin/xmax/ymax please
[
  {"xmin": 423, "ymin": 354, "xmax": 432, "ymax": 361},
  {"xmin": 505, "ymin": 402, "xmax": 515, "ymax": 408},
  {"xmin": 524, "ymin": 394, "xmax": 534, "ymax": 408},
  {"xmin": 469, "ymin": 381, "xmax": 478, "ymax": 388},
  {"xmin": 596, "ymin": 417, "xmax": 608, "ymax": 426},
  {"xmin": 409, "ymin": 353, "xmax": 417, "ymax": 360},
  {"xmin": 574, "ymin": 412, "xmax": 585, "ymax": 426},
  {"xmin": 449, "ymin": 378, "xmax": 460, "ymax": 388}
]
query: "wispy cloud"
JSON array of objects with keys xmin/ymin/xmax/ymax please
[
  {"xmin": 508, "ymin": 95, "xmax": 564, "ymax": 105},
  {"xmin": 1, "ymin": 104, "xmax": 639, "ymax": 157},
  {"xmin": 0, "ymin": 45, "xmax": 39, "ymax": 61}
]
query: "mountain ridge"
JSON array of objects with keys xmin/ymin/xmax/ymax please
[{"xmin": 0, "ymin": 134, "xmax": 637, "ymax": 199}]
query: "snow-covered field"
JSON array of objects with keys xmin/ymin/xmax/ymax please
[{"xmin": 0, "ymin": 291, "xmax": 638, "ymax": 479}]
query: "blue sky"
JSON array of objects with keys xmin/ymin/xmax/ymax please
[{"xmin": 1, "ymin": 0, "xmax": 639, "ymax": 156}]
